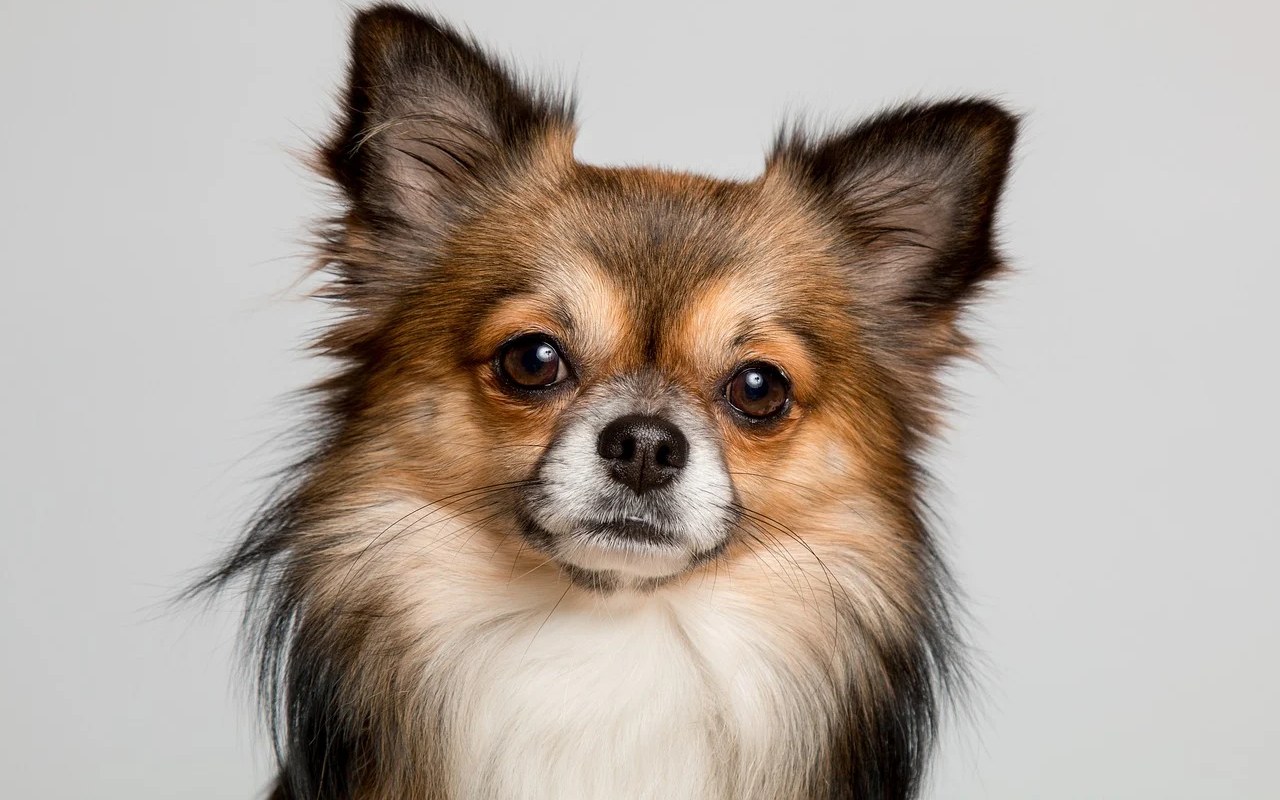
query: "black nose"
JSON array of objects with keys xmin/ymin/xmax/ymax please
[{"xmin": 596, "ymin": 414, "xmax": 689, "ymax": 495}]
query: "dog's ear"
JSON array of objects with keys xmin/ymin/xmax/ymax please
[
  {"xmin": 324, "ymin": 5, "xmax": 573, "ymax": 235},
  {"xmin": 771, "ymin": 100, "xmax": 1017, "ymax": 423},
  {"xmin": 772, "ymin": 100, "xmax": 1017, "ymax": 311}
]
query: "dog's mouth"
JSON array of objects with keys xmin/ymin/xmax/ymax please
[
  {"xmin": 517, "ymin": 514, "xmax": 726, "ymax": 590},
  {"xmin": 580, "ymin": 517, "xmax": 677, "ymax": 547}
]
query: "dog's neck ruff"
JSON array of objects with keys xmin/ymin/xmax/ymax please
[{"xmin": 290, "ymin": 497, "xmax": 887, "ymax": 800}]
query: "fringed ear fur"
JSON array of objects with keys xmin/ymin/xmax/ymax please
[
  {"xmin": 317, "ymin": 4, "xmax": 574, "ymax": 316},
  {"xmin": 771, "ymin": 100, "xmax": 1018, "ymax": 431}
]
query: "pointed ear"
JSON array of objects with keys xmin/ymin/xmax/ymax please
[
  {"xmin": 324, "ymin": 5, "xmax": 574, "ymax": 233},
  {"xmin": 771, "ymin": 100, "xmax": 1017, "ymax": 432},
  {"xmin": 770, "ymin": 100, "xmax": 1017, "ymax": 312}
]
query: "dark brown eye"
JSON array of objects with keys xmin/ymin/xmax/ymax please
[
  {"xmin": 497, "ymin": 334, "xmax": 570, "ymax": 389},
  {"xmin": 725, "ymin": 363, "xmax": 790, "ymax": 420}
]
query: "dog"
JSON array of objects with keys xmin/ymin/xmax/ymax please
[{"xmin": 198, "ymin": 4, "xmax": 1017, "ymax": 798}]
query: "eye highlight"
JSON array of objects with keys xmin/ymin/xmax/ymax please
[
  {"xmin": 496, "ymin": 333, "xmax": 570, "ymax": 390},
  {"xmin": 725, "ymin": 363, "xmax": 791, "ymax": 421}
]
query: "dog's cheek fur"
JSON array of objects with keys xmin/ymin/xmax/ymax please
[{"xmin": 717, "ymin": 372, "xmax": 953, "ymax": 798}]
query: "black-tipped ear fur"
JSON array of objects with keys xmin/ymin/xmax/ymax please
[
  {"xmin": 772, "ymin": 100, "xmax": 1017, "ymax": 431},
  {"xmin": 325, "ymin": 4, "xmax": 573, "ymax": 232},
  {"xmin": 773, "ymin": 100, "xmax": 1017, "ymax": 310}
]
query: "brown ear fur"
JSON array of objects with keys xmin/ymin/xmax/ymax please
[
  {"xmin": 319, "ymin": 4, "xmax": 574, "ymax": 316},
  {"xmin": 770, "ymin": 100, "xmax": 1018, "ymax": 435}
]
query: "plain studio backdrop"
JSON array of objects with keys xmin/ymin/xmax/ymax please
[{"xmin": 2, "ymin": 1, "xmax": 1277, "ymax": 797}]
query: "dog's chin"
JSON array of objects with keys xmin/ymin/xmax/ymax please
[{"xmin": 521, "ymin": 517, "xmax": 720, "ymax": 588}]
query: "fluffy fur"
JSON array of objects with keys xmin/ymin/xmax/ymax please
[{"xmin": 196, "ymin": 5, "xmax": 1018, "ymax": 799}]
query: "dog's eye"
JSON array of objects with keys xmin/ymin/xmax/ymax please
[
  {"xmin": 497, "ymin": 334, "xmax": 570, "ymax": 389},
  {"xmin": 726, "ymin": 364, "xmax": 790, "ymax": 420}
]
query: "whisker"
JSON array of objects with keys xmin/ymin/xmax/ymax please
[
  {"xmin": 726, "ymin": 470, "xmax": 872, "ymax": 522},
  {"xmin": 413, "ymin": 505, "xmax": 513, "ymax": 560},
  {"xmin": 351, "ymin": 481, "xmax": 527, "ymax": 557},
  {"xmin": 747, "ymin": 519, "xmax": 820, "ymax": 598},
  {"xmin": 731, "ymin": 501, "xmax": 857, "ymax": 633},
  {"xmin": 332, "ymin": 479, "xmax": 537, "ymax": 597},
  {"xmin": 523, "ymin": 584, "xmax": 572, "ymax": 659},
  {"xmin": 510, "ymin": 554, "xmax": 559, "ymax": 584}
]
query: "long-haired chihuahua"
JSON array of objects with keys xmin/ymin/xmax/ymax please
[{"xmin": 198, "ymin": 4, "xmax": 1018, "ymax": 798}]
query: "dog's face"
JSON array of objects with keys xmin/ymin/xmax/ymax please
[
  {"xmin": 375, "ymin": 167, "xmax": 884, "ymax": 588},
  {"xmin": 314, "ymin": 10, "xmax": 1015, "ymax": 594}
]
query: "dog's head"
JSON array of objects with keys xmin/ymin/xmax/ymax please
[
  {"xmin": 200, "ymin": 8, "xmax": 1019, "ymax": 798},
  {"xmin": 304, "ymin": 8, "xmax": 1016, "ymax": 593}
]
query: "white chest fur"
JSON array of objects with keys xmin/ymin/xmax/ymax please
[
  {"xmin": 423, "ymin": 584, "xmax": 827, "ymax": 800},
  {"xmin": 350, "ymin": 498, "xmax": 844, "ymax": 799}
]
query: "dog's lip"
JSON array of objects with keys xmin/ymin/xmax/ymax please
[
  {"xmin": 517, "ymin": 513, "xmax": 727, "ymax": 583},
  {"xmin": 517, "ymin": 514, "xmax": 678, "ymax": 549},
  {"xmin": 580, "ymin": 517, "xmax": 676, "ymax": 547}
]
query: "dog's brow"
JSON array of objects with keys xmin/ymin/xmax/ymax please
[
  {"xmin": 731, "ymin": 320, "xmax": 816, "ymax": 349},
  {"xmin": 727, "ymin": 319, "xmax": 823, "ymax": 369},
  {"xmin": 779, "ymin": 319, "xmax": 826, "ymax": 356},
  {"xmin": 489, "ymin": 290, "xmax": 576, "ymax": 333},
  {"xmin": 553, "ymin": 304, "xmax": 575, "ymax": 334}
]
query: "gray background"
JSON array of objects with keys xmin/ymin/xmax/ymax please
[{"xmin": 2, "ymin": 1, "xmax": 1277, "ymax": 797}]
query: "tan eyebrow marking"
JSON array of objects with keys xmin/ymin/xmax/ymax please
[{"xmin": 472, "ymin": 258, "xmax": 632, "ymax": 371}]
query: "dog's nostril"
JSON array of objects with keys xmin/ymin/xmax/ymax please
[
  {"xmin": 656, "ymin": 441, "xmax": 687, "ymax": 469},
  {"xmin": 596, "ymin": 414, "xmax": 689, "ymax": 495},
  {"xmin": 655, "ymin": 443, "xmax": 670, "ymax": 465}
]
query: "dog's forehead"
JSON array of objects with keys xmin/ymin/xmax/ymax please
[
  {"xmin": 567, "ymin": 171, "xmax": 751, "ymax": 279},
  {"xmin": 450, "ymin": 162, "xmax": 853, "ymax": 376},
  {"xmin": 534, "ymin": 166, "xmax": 838, "ymax": 325}
]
